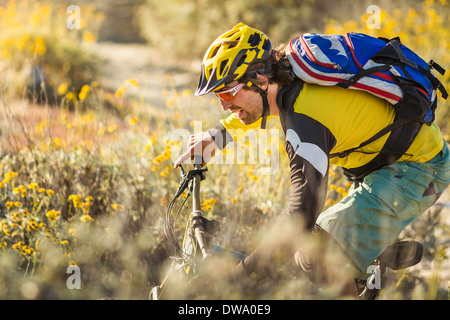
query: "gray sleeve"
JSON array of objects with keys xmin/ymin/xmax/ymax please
[{"xmin": 207, "ymin": 123, "xmax": 234, "ymax": 150}]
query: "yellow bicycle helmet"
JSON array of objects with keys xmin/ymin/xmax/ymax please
[{"xmin": 195, "ymin": 22, "xmax": 272, "ymax": 96}]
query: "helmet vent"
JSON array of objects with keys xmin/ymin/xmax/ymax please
[
  {"xmin": 236, "ymin": 54, "xmax": 247, "ymax": 67},
  {"xmin": 223, "ymin": 40, "xmax": 238, "ymax": 49},
  {"xmin": 219, "ymin": 60, "xmax": 229, "ymax": 76},
  {"xmin": 248, "ymin": 33, "xmax": 261, "ymax": 47},
  {"xmin": 207, "ymin": 66, "xmax": 213, "ymax": 77},
  {"xmin": 209, "ymin": 46, "xmax": 220, "ymax": 59}
]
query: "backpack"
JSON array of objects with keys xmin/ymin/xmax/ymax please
[{"xmin": 286, "ymin": 32, "xmax": 448, "ymax": 182}]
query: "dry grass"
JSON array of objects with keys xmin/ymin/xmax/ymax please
[{"xmin": 0, "ymin": 0, "xmax": 448, "ymax": 300}]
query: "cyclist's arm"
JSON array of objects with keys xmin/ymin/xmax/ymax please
[
  {"xmin": 174, "ymin": 113, "xmax": 275, "ymax": 167},
  {"xmin": 208, "ymin": 113, "xmax": 277, "ymax": 149},
  {"xmin": 232, "ymin": 142, "xmax": 331, "ymax": 279},
  {"xmin": 286, "ymin": 142, "xmax": 329, "ymax": 230},
  {"xmin": 284, "ymin": 114, "xmax": 337, "ymax": 230}
]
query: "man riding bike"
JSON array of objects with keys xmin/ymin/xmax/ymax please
[{"xmin": 174, "ymin": 23, "xmax": 450, "ymax": 296}]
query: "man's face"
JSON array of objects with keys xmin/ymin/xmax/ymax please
[{"xmin": 215, "ymin": 82, "xmax": 263, "ymax": 125}]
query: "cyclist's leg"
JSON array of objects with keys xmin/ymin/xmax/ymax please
[
  {"xmin": 316, "ymin": 142, "xmax": 450, "ymax": 276},
  {"xmin": 293, "ymin": 225, "xmax": 360, "ymax": 296}
]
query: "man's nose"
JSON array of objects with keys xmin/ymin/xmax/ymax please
[{"xmin": 220, "ymin": 99, "xmax": 232, "ymax": 111}]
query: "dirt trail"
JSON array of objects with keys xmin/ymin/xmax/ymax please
[{"xmin": 91, "ymin": 42, "xmax": 199, "ymax": 106}]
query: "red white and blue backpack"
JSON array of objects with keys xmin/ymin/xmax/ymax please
[{"xmin": 286, "ymin": 32, "xmax": 448, "ymax": 181}]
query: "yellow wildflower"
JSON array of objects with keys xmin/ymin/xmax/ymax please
[
  {"xmin": 182, "ymin": 89, "xmax": 191, "ymax": 96},
  {"xmin": 125, "ymin": 77, "xmax": 140, "ymax": 88},
  {"xmin": 81, "ymin": 201, "xmax": 92, "ymax": 213},
  {"xmin": 165, "ymin": 97, "xmax": 175, "ymax": 107},
  {"xmin": 80, "ymin": 214, "xmax": 94, "ymax": 223},
  {"xmin": 5, "ymin": 171, "xmax": 18, "ymax": 178},
  {"xmin": 68, "ymin": 194, "xmax": 82, "ymax": 208},
  {"xmin": 202, "ymin": 198, "xmax": 216, "ymax": 206},
  {"xmin": 128, "ymin": 117, "xmax": 139, "ymax": 126},
  {"xmin": 82, "ymin": 30, "xmax": 97, "ymax": 43},
  {"xmin": 46, "ymin": 189, "xmax": 55, "ymax": 196},
  {"xmin": 107, "ymin": 124, "xmax": 117, "ymax": 133},
  {"xmin": 111, "ymin": 203, "xmax": 125, "ymax": 211},
  {"xmin": 160, "ymin": 166, "xmax": 171, "ymax": 177},
  {"xmin": 30, "ymin": 36, "xmax": 46, "ymax": 56},
  {"xmin": 21, "ymin": 246, "xmax": 35, "ymax": 256},
  {"xmin": 27, "ymin": 182, "xmax": 39, "ymax": 190},
  {"xmin": 78, "ymin": 84, "xmax": 90, "ymax": 101},
  {"xmin": 27, "ymin": 220, "xmax": 39, "ymax": 231},
  {"xmin": 11, "ymin": 212, "xmax": 22, "ymax": 223},
  {"xmin": 57, "ymin": 83, "xmax": 68, "ymax": 95},
  {"xmin": 115, "ymin": 85, "xmax": 126, "ymax": 98},
  {"xmin": 12, "ymin": 241, "xmax": 25, "ymax": 251},
  {"xmin": 3, "ymin": 171, "xmax": 18, "ymax": 183},
  {"xmin": 201, "ymin": 204, "xmax": 212, "ymax": 211},
  {"xmin": 45, "ymin": 209, "xmax": 61, "ymax": 222},
  {"xmin": 66, "ymin": 92, "xmax": 76, "ymax": 101},
  {"xmin": 336, "ymin": 187, "xmax": 346, "ymax": 194}
]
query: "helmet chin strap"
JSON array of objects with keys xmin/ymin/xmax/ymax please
[{"xmin": 259, "ymin": 87, "xmax": 270, "ymax": 129}]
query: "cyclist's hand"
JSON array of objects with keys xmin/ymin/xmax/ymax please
[{"xmin": 174, "ymin": 131, "xmax": 217, "ymax": 168}]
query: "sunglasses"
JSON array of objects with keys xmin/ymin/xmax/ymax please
[{"xmin": 214, "ymin": 83, "xmax": 245, "ymax": 101}]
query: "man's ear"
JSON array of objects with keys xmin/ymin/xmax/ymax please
[{"xmin": 255, "ymin": 73, "xmax": 269, "ymax": 90}]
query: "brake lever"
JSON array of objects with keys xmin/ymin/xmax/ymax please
[
  {"xmin": 179, "ymin": 164, "xmax": 186, "ymax": 177},
  {"xmin": 174, "ymin": 165, "xmax": 189, "ymax": 198},
  {"xmin": 174, "ymin": 165, "xmax": 208, "ymax": 198}
]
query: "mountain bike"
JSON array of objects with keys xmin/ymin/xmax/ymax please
[
  {"xmin": 150, "ymin": 162, "xmax": 246, "ymax": 300},
  {"xmin": 149, "ymin": 162, "xmax": 424, "ymax": 300}
]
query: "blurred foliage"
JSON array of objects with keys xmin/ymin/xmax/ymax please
[
  {"xmin": 96, "ymin": 0, "xmax": 146, "ymax": 43},
  {"xmin": 137, "ymin": 0, "xmax": 426, "ymax": 59},
  {"xmin": 0, "ymin": 0, "xmax": 448, "ymax": 299},
  {"xmin": 0, "ymin": 0, "xmax": 104, "ymax": 102}
]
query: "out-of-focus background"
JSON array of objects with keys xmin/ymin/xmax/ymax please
[{"xmin": 0, "ymin": 0, "xmax": 448, "ymax": 299}]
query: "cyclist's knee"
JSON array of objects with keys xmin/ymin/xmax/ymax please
[{"xmin": 293, "ymin": 225, "xmax": 360, "ymax": 290}]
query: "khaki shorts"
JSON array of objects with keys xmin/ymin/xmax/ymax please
[{"xmin": 317, "ymin": 141, "xmax": 450, "ymax": 274}]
